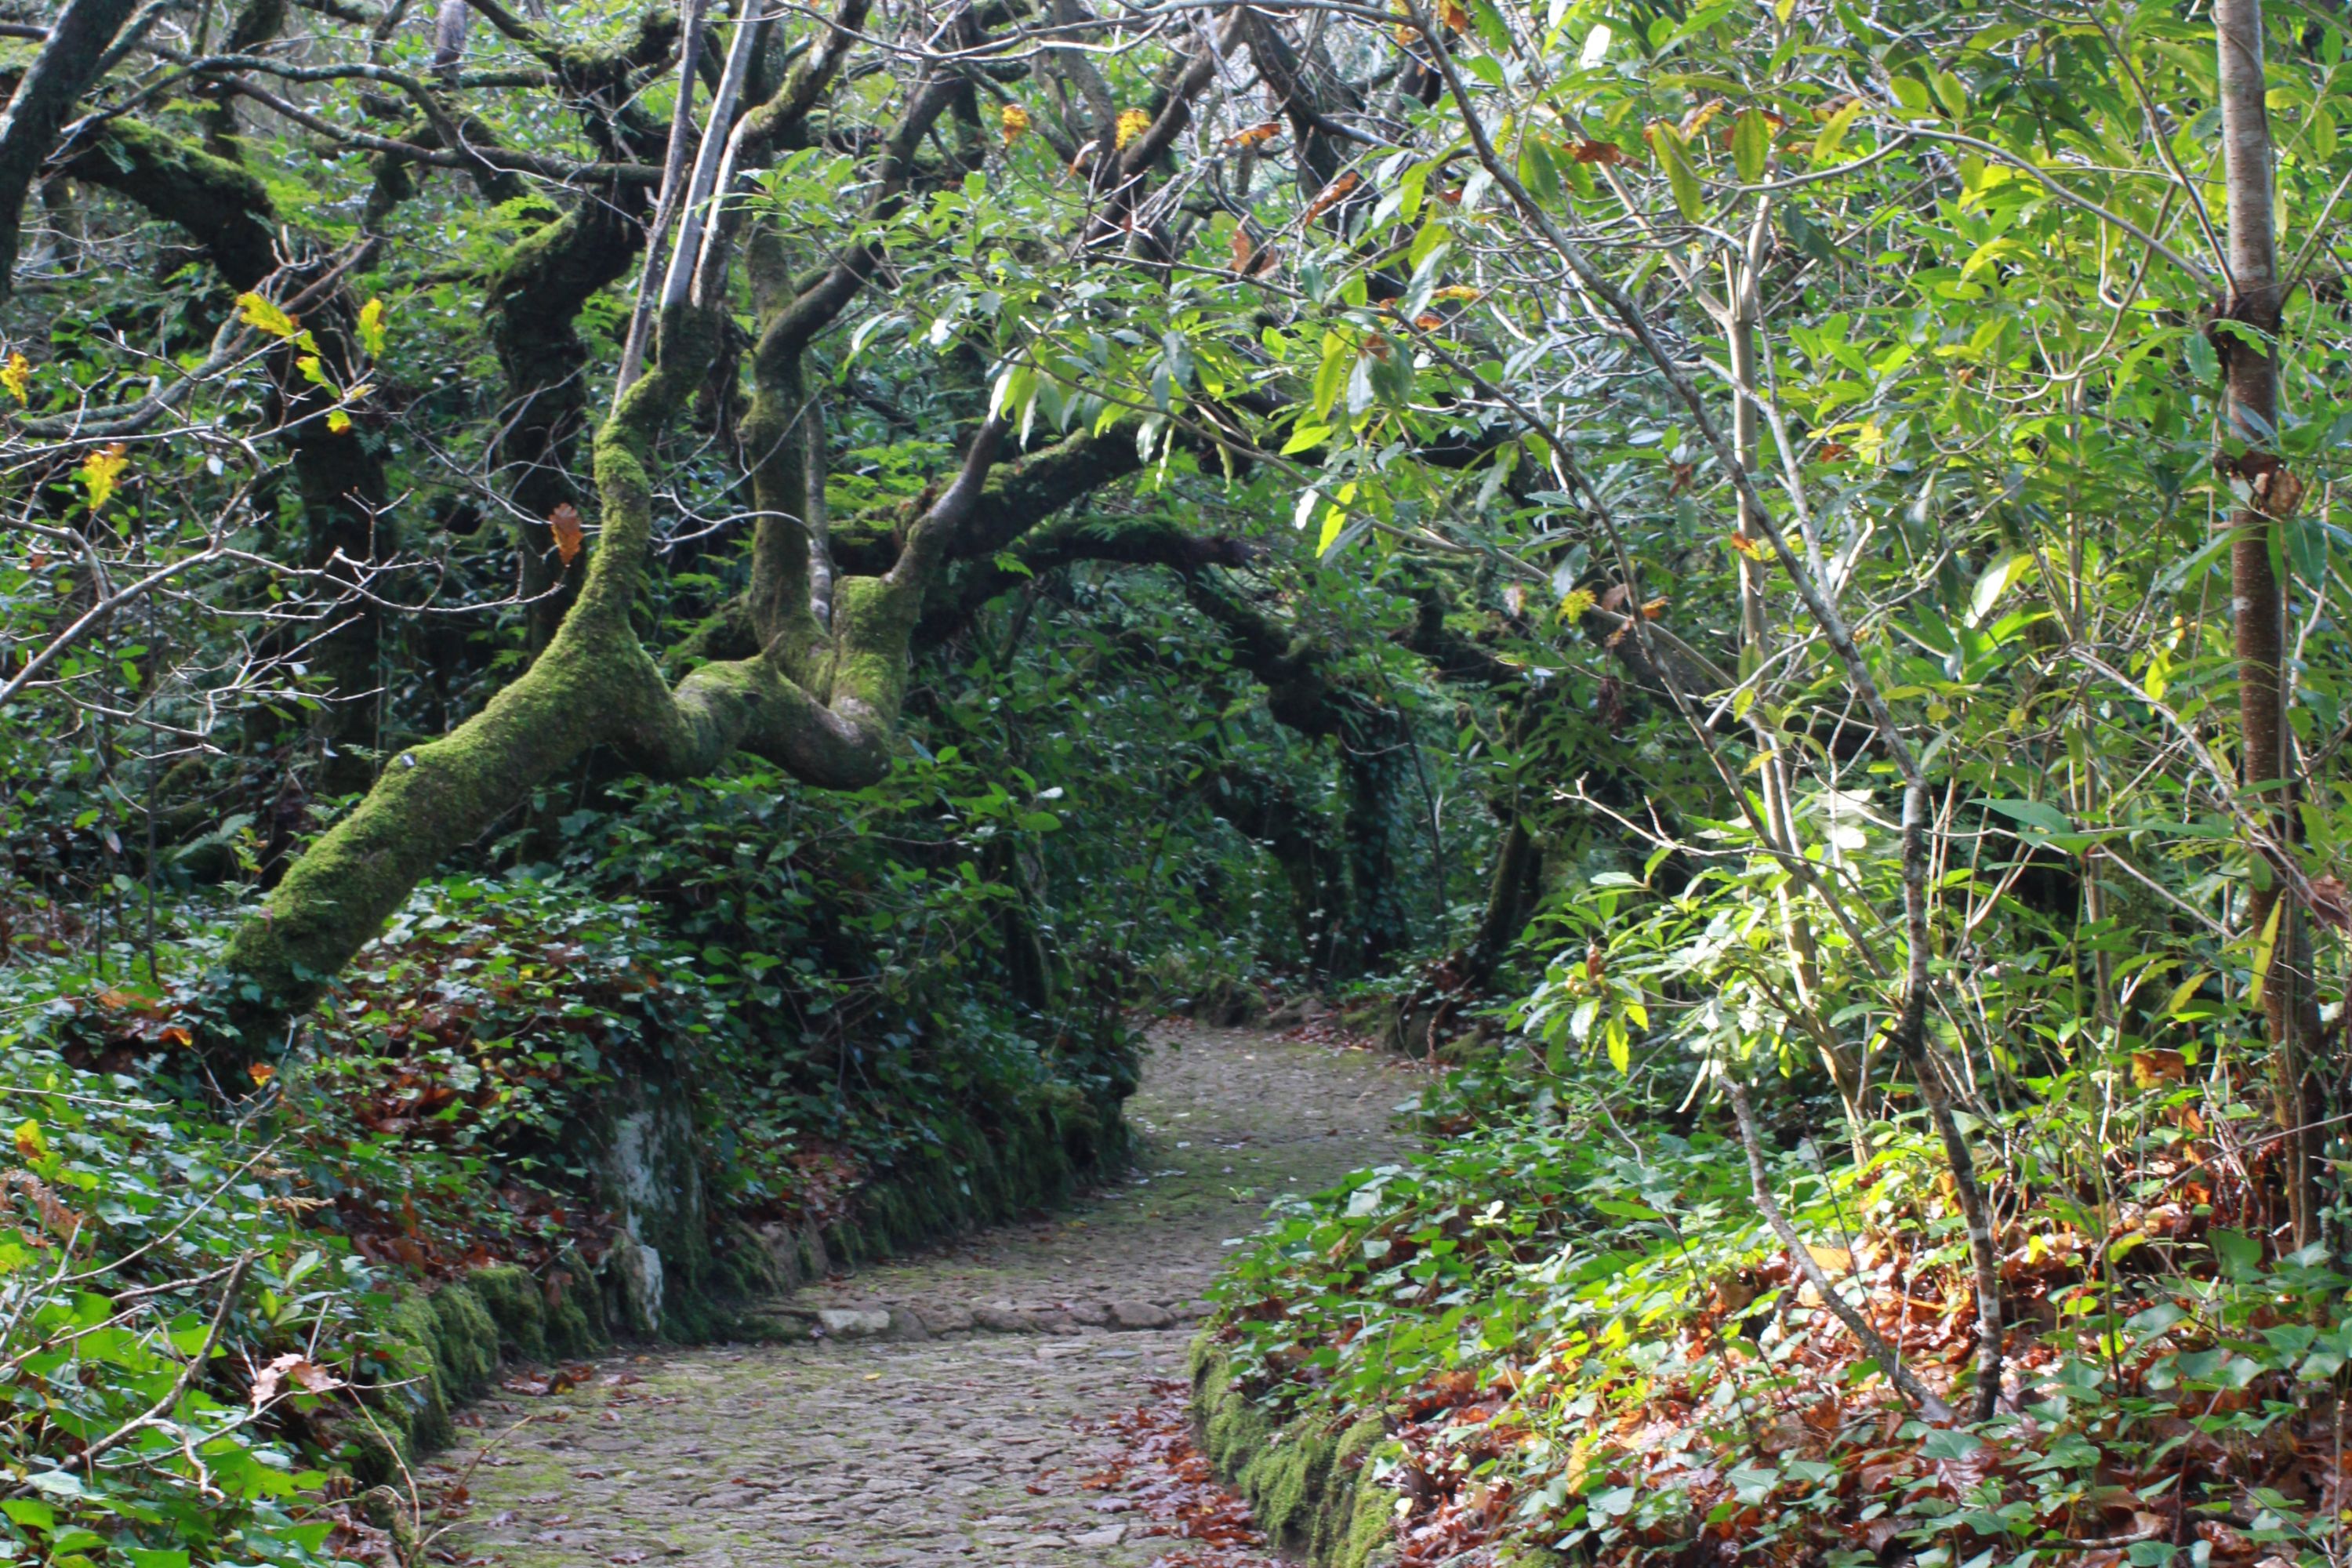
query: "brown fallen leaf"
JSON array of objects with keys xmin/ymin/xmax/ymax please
[{"xmin": 549, "ymin": 503, "xmax": 584, "ymax": 566}]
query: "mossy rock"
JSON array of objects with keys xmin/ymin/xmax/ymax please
[
  {"xmin": 347, "ymin": 1292, "xmax": 456, "ymax": 1483},
  {"xmin": 429, "ymin": 1283, "xmax": 501, "ymax": 1398},
  {"xmin": 1189, "ymin": 1338, "xmax": 1403, "ymax": 1568},
  {"xmin": 713, "ymin": 1218, "xmax": 789, "ymax": 1300},
  {"xmin": 348, "ymin": 1267, "xmax": 611, "ymax": 1484},
  {"xmin": 466, "ymin": 1264, "xmax": 550, "ymax": 1364}
]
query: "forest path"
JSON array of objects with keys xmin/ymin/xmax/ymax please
[{"xmin": 444, "ymin": 1022, "xmax": 1418, "ymax": 1566}]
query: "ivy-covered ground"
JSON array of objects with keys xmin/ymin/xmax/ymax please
[{"xmin": 1196, "ymin": 1044, "xmax": 2352, "ymax": 1568}]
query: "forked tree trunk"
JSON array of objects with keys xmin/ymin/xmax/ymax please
[{"xmin": 2215, "ymin": 0, "xmax": 2325, "ymax": 1246}]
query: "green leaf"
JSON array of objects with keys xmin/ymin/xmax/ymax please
[
  {"xmin": 1967, "ymin": 553, "xmax": 2031, "ymax": 624},
  {"xmin": 1648, "ymin": 122, "xmax": 1705, "ymax": 220},
  {"xmin": 1813, "ymin": 99, "xmax": 1864, "ymax": 166},
  {"xmin": 1985, "ymin": 799, "xmax": 2074, "ymax": 837},
  {"xmin": 1931, "ymin": 69, "xmax": 1967, "ymax": 119},
  {"xmin": 2209, "ymin": 1228, "xmax": 2263, "ymax": 1277},
  {"xmin": 1519, "ymin": 136, "xmax": 1563, "ymax": 204},
  {"xmin": 1730, "ymin": 108, "xmax": 1770, "ymax": 183},
  {"xmin": 2, "ymin": 1500, "xmax": 55, "ymax": 1531},
  {"xmin": 1316, "ymin": 505, "xmax": 1348, "ymax": 555},
  {"xmin": 1311, "ymin": 334, "xmax": 1350, "ymax": 420},
  {"xmin": 1920, "ymin": 1428, "xmax": 1984, "ymax": 1460}
]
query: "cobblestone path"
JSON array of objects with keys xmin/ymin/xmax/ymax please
[{"xmin": 445, "ymin": 1024, "xmax": 1417, "ymax": 1566}]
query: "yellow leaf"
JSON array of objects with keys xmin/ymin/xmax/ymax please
[
  {"xmin": 1558, "ymin": 586, "xmax": 1596, "ymax": 622},
  {"xmin": 325, "ymin": 408, "xmax": 352, "ymax": 434},
  {"xmin": 80, "ymin": 444, "xmax": 129, "ymax": 512},
  {"xmin": 297, "ymin": 355, "xmax": 328, "ymax": 387},
  {"xmin": 1316, "ymin": 505, "xmax": 1347, "ymax": 555},
  {"xmin": 1000, "ymin": 103, "xmax": 1029, "ymax": 146},
  {"xmin": 356, "ymin": 297, "xmax": 387, "ymax": 356},
  {"xmin": 1114, "ymin": 107, "xmax": 1152, "ymax": 151},
  {"xmin": 13, "ymin": 1121, "xmax": 45, "ymax": 1161},
  {"xmin": 235, "ymin": 292, "xmax": 299, "ymax": 339},
  {"xmin": 0, "ymin": 350, "xmax": 30, "ymax": 405}
]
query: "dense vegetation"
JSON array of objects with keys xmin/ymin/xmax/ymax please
[{"xmin": 4, "ymin": 0, "xmax": 2352, "ymax": 1560}]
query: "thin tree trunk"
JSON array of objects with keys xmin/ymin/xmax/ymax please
[
  {"xmin": 1722, "ymin": 214, "xmax": 1867, "ymax": 1157},
  {"xmin": 2215, "ymin": 0, "xmax": 2323, "ymax": 1247}
]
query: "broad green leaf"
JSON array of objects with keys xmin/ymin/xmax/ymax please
[
  {"xmin": 1647, "ymin": 122, "xmax": 1704, "ymax": 220},
  {"xmin": 1730, "ymin": 108, "xmax": 1770, "ymax": 183}
]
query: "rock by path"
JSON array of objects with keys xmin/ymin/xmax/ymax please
[{"xmin": 443, "ymin": 1023, "xmax": 1417, "ymax": 1566}]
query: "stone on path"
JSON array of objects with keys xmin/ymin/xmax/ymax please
[{"xmin": 445, "ymin": 1024, "xmax": 1412, "ymax": 1567}]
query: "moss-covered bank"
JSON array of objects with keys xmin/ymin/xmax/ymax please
[{"xmin": 1189, "ymin": 1338, "xmax": 1402, "ymax": 1568}]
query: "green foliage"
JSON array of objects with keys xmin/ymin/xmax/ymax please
[{"xmin": 0, "ymin": 1009, "xmax": 372, "ymax": 1566}]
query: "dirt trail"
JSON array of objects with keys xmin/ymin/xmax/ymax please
[{"xmin": 445, "ymin": 1024, "xmax": 1417, "ymax": 1566}]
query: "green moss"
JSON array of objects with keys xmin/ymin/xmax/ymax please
[
  {"xmin": 429, "ymin": 1283, "xmax": 501, "ymax": 1399},
  {"xmin": 348, "ymin": 1269, "xmax": 612, "ymax": 1484},
  {"xmin": 468, "ymin": 1265, "xmax": 550, "ymax": 1364},
  {"xmin": 544, "ymin": 1276, "xmax": 604, "ymax": 1357},
  {"xmin": 1189, "ymin": 1341, "xmax": 1402, "ymax": 1568}
]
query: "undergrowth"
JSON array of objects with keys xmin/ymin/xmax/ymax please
[{"xmin": 1206, "ymin": 1050, "xmax": 2352, "ymax": 1568}]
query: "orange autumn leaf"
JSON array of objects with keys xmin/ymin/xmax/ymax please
[
  {"xmin": 249, "ymin": 1062, "xmax": 277, "ymax": 1087},
  {"xmin": 1414, "ymin": 313, "xmax": 1446, "ymax": 330},
  {"xmin": 1226, "ymin": 121, "xmax": 1280, "ymax": 148},
  {"xmin": 1570, "ymin": 140, "xmax": 1627, "ymax": 165},
  {"xmin": 161, "ymin": 1025, "xmax": 193, "ymax": 1047},
  {"xmin": 1305, "ymin": 172, "xmax": 1359, "ymax": 222},
  {"xmin": 549, "ymin": 503, "xmax": 585, "ymax": 565},
  {"xmin": 1230, "ymin": 227, "xmax": 1257, "ymax": 273}
]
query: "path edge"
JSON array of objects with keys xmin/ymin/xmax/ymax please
[
  {"xmin": 1187, "ymin": 1334, "xmax": 1403, "ymax": 1568},
  {"xmin": 341, "ymin": 1098, "xmax": 1131, "ymax": 1486}
]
